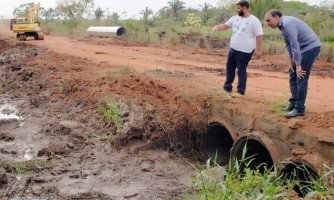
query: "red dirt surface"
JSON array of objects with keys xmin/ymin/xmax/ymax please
[{"xmin": 0, "ymin": 23, "xmax": 333, "ymax": 199}]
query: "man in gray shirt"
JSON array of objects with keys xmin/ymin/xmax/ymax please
[{"xmin": 265, "ymin": 10, "xmax": 321, "ymax": 118}]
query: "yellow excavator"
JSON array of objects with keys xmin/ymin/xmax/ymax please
[{"xmin": 10, "ymin": 3, "xmax": 44, "ymax": 41}]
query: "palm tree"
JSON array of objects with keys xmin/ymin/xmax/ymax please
[
  {"xmin": 140, "ymin": 7, "xmax": 153, "ymax": 22},
  {"xmin": 167, "ymin": 0, "xmax": 185, "ymax": 21},
  {"xmin": 200, "ymin": 2, "xmax": 212, "ymax": 24}
]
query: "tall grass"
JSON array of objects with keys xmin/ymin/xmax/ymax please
[
  {"xmin": 319, "ymin": 44, "xmax": 334, "ymax": 63},
  {"xmin": 180, "ymin": 158, "xmax": 293, "ymax": 199},
  {"xmin": 263, "ymin": 40, "xmax": 286, "ymax": 55},
  {"xmin": 178, "ymin": 147, "xmax": 334, "ymax": 200}
]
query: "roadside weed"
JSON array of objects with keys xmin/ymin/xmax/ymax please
[{"xmin": 98, "ymin": 100, "xmax": 122, "ymax": 129}]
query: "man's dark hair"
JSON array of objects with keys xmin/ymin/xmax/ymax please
[
  {"xmin": 237, "ymin": 0, "xmax": 250, "ymax": 9},
  {"xmin": 269, "ymin": 10, "xmax": 283, "ymax": 17}
]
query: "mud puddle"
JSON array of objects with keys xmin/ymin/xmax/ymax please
[
  {"xmin": 0, "ymin": 100, "xmax": 24, "ymax": 126},
  {"xmin": 0, "ymin": 40, "xmax": 197, "ymax": 200}
]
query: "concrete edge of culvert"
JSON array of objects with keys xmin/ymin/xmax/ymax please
[
  {"xmin": 86, "ymin": 26, "xmax": 127, "ymax": 37},
  {"xmin": 230, "ymin": 131, "xmax": 292, "ymax": 172},
  {"xmin": 277, "ymin": 158, "xmax": 319, "ymax": 197},
  {"xmin": 201, "ymin": 120, "xmax": 237, "ymax": 166}
]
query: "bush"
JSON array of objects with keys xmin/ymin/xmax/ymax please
[{"xmin": 184, "ymin": 13, "xmax": 202, "ymax": 31}]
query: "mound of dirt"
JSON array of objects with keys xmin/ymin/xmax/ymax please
[{"xmin": 1, "ymin": 33, "xmax": 333, "ymax": 199}]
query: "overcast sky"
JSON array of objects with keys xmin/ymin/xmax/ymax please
[{"xmin": 0, "ymin": 0, "xmax": 324, "ymax": 19}]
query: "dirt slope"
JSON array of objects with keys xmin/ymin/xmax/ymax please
[{"xmin": 0, "ymin": 25, "xmax": 333, "ymax": 199}]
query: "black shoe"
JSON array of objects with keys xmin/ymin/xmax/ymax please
[
  {"xmin": 284, "ymin": 109, "xmax": 305, "ymax": 119},
  {"xmin": 224, "ymin": 88, "xmax": 232, "ymax": 93},
  {"xmin": 282, "ymin": 104, "xmax": 294, "ymax": 112}
]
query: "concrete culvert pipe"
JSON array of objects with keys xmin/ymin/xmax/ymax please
[
  {"xmin": 230, "ymin": 131, "xmax": 291, "ymax": 173},
  {"xmin": 279, "ymin": 159, "xmax": 319, "ymax": 197},
  {"xmin": 87, "ymin": 26, "xmax": 127, "ymax": 37},
  {"xmin": 201, "ymin": 122, "xmax": 236, "ymax": 166}
]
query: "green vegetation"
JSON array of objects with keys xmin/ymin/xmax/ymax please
[
  {"xmin": 178, "ymin": 149, "xmax": 334, "ymax": 200},
  {"xmin": 98, "ymin": 100, "xmax": 122, "ymax": 129},
  {"xmin": 307, "ymin": 164, "xmax": 334, "ymax": 197},
  {"xmin": 249, "ymin": 0, "xmax": 282, "ymax": 20},
  {"xmin": 268, "ymin": 100, "xmax": 286, "ymax": 116},
  {"xmin": 320, "ymin": 43, "xmax": 334, "ymax": 63},
  {"xmin": 15, "ymin": 163, "xmax": 31, "ymax": 175},
  {"xmin": 184, "ymin": 13, "xmax": 202, "ymax": 30},
  {"xmin": 11, "ymin": 0, "xmax": 334, "ymax": 61},
  {"xmin": 14, "ymin": 159, "xmax": 46, "ymax": 175}
]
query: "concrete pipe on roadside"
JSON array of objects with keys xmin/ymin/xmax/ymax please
[
  {"xmin": 201, "ymin": 120, "xmax": 237, "ymax": 166},
  {"xmin": 230, "ymin": 131, "xmax": 292, "ymax": 173},
  {"xmin": 231, "ymin": 131, "xmax": 320, "ymax": 197},
  {"xmin": 278, "ymin": 157, "xmax": 320, "ymax": 197},
  {"xmin": 87, "ymin": 26, "xmax": 127, "ymax": 37}
]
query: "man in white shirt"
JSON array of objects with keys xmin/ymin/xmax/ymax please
[{"xmin": 211, "ymin": 0, "xmax": 263, "ymax": 96}]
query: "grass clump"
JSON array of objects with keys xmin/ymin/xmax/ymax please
[
  {"xmin": 181, "ymin": 159, "xmax": 293, "ymax": 200},
  {"xmin": 98, "ymin": 100, "xmax": 122, "ymax": 129},
  {"xmin": 268, "ymin": 100, "xmax": 286, "ymax": 116},
  {"xmin": 15, "ymin": 163, "xmax": 31, "ymax": 175},
  {"xmin": 14, "ymin": 159, "xmax": 47, "ymax": 175},
  {"xmin": 304, "ymin": 164, "xmax": 334, "ymax": 198},
  {"xmin": 319, "ymin": 44, "xmax": 334, "ymax": 63},
  {"xmin": 119, "ymin": 66, "xmax": 136, "ymax": 75},
  {"xmin": 179, "ymin": 147, "xmax": 334, "ymax": 200}
]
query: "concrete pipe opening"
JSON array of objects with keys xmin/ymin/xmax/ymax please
[
  {"xmin": 231, "ymin": 136, "xmax": 274, "ymax": 173},
  {"xmin": 279, "ymin": 161, "xmax": 319, "ymax": 197},
  {"xmin": 116, "ymin": 27, "xmax": 127, "ymax": 36},
  {"xmin": 87, "ymin": 26, "xmax": 127, "ymax": 37},
  {"xmin": 201, "ymin": 122, "xmax": 234, "ymax": 166}
]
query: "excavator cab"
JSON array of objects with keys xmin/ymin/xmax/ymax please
[{"xmin": 11, "ymin": 3, "xmax": 44, "ymax": 41}]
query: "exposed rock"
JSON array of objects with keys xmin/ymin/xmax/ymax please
[{"xmin": 292, "ymin": 148, "xmax": 307, "ymax": 157}]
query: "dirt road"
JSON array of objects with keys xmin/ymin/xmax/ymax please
[
  {"xmin": 1, "ymin": 25, "xmax": 333, "ymax": 199},
  {"xmin": 4, "ymin": 30, "xmax": 334, "ymax": 113}
]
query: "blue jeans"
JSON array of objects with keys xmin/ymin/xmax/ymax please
[
  {"xmin": 289, "ymin": 46, "xmax": 321, "ymax": 113},
  {"xmin": 224, "ymin": 48, "xmax": 254, "ymax": 95}
]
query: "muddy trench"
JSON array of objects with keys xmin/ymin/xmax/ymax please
[{"xmin": 0, "ymin": 39, "xmax": 333, "ymax": 199}]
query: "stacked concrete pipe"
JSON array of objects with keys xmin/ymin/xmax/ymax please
[
  {"xmin": 230, "ymin": 131, "xmax": 319, "ymax": 197},
  {"xmin": 202, "ymin": 122, "xmax": 321, "ymax": 197},
  {"xmin": 201, "ymin": 119, "xmax": 238, "ymax": 166}
]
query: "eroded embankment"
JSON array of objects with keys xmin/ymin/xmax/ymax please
[
  {"xmin": 0, "ymin": 39, "xmax": 212, "ymax": 199},
  {"xmin": 0, "ymin": 39, "xmax": 333, "ymax": 199}
]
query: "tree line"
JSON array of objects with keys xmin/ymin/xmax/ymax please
[{"xmin": 13, "ymin": 0, "xmax": 334, "ymax": 23}]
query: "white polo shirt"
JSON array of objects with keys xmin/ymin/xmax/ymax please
[{"xmin": 225, "ymin": 15, "xmax": 263, "ymax": 53}]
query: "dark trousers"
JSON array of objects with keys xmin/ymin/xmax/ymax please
[
  {"xmin": 224, "ymin": 48, "xmax": 254, "ymax": 95},
  {"xmin": 289, "ymin": 46, "xmax": 321, "ymax": 112}
]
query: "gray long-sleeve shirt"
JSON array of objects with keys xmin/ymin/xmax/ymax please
[{"xmin": 278, "ymin": 16, "xmax": 321, "ymax": 65}]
